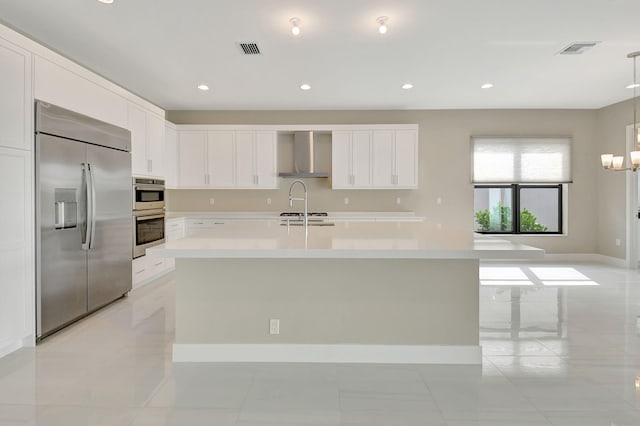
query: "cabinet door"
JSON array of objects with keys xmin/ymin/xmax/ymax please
[
  {"xmin": 178, "ymin": 132, "xmax": 207, "ymax": 187},
  {"xmin": 0, "ymin": 39, "xmax": 31, "ymax": 150},
  {"xmin": 372, "ymin": 131, "xmax": 394, "ymax": 188},
  {"xmin": 128, "ymin": 103, "xmax": 147, "ymax": 176},
  {"xmin": 394, "ymin": 130, "xmax": 418, "ymax": 188},
  {"xmin": 207, "ymin": 132, "xmax": 235, "ymax": 187},
  {"xmin": 164, "ymin": 123, "xmax": 178, "ymax": 187},
  {"xmin": 255, "ymin": 131, "xmax": 277, "ymax": 188},
  {"xmin": 146, "ymin": 113, "xmax": 165, "ymax": 178},
  {"xmin": 235, "ymin": 131, "xmax": 255, "ymax": 187},
  {"xmin": 0, "ymin": 147, "xmax": 32, "ymax": 355},
  {"xmin": 352, "ymin": 131, "xmax": 372, "ymax": 187},
  {"xmin": 331, "ymin": 131, "xmax": 351, "ymax": 188}
]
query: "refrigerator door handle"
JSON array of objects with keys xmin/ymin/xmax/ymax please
[
  {"xmin": 81, "ymin": 163, "xmax": 90, "ymax": 250},
  {"xmin": 87, "ymin": 163, "xmax": 97, "ymax": 249}
]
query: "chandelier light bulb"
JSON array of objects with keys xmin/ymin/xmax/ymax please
[
  {"xmin": 376, "ymin": 16, "xmax": 388, "ymax": 34},
  {"xmin": 601, "ymin": 154, "xmax": 613, "ymax": 168},
  {"xmin": 290, "ymin": 18, "xmax": 300, "ymax": 36}
]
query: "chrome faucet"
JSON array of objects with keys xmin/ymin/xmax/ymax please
[{"xmin": 288, "ymin": 180, "xmax": 308, "ymax": 228}]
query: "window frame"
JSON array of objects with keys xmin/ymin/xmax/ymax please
[{"xmin": 474, "ymin": 184, "xmax": 563, "ymax": 235}]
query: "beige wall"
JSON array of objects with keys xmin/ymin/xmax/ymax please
[
  {"xmin": 596, "ymin": 98, "xmax": 634, "ymax": 259},
  {"xmin": 167, "ymin": 109, "xmax": 599, "ymax": 254}
]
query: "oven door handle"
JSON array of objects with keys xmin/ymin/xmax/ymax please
[
  {"xmin": 135, "ymin": 184, "xmax": 165, "ymax": 191},
  {"xmin": 136, "ymin": 214, "xmax": 165, "ymax": 221}
]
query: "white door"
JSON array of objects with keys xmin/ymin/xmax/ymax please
[
  {"xmin": 372, "ymin": 130, "xmax": 394, "ymax": 187},
  {"xmin": 395, "ymin": 130, "xmax": 418, "ymax": 188},
  {"xmin": 127, "ymin": 103, "xmax": 147, "ymax": 176},
  {"xmin": 207, "ymin": 132, "xmax": 235, "ymax": 187},
  {"xmin": 146, "ymin": 113, "xmax": 165, "ymax": 178},
  {"xmin": 352, "ymin": 131, "xmax": 372, "ymax": 187},
  {"xmin": 0, "ymin": 39, "xmax": 31, "ymax": 150},
  {"xmin": 178, "ymin": 132, "xmax": 207, "ymax": 187},
  {"xmin": 331, "ymin": 131, "xmax": 352, "ymax": 188},
  {"xmin": 255, "ymin": 131, "xmax": 277, "ymax": 188},
  {"xmin": 235, "ymin": 131, "xmax": 255, "ymax": 187}
]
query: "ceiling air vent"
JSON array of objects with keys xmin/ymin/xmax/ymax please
[
  {"xmin": 239, "ymin": 42, "xmax": 261, "ymax": 55},
  {"xmin": 558, "ymin": 41, "xmax": 600, "ymax": 55}
]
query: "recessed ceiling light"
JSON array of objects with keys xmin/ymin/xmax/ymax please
[
  {"xmin": 97, "ymin": 0, "xmax": 114, "ymax": 3},
  {"xmin": 402, "ymin": 83, "xmax": 413, "ymax": 90},
  {"xmin": 290, "ymin": 18, "xmax": 301, "ymax": 36},
  {"xmin": 197, "ymin": 84, "xmax": 210, "ymax": 91},
  {"xmin": 300, "ymin": 84, "xmax": 311, "ymax": 91},
  {"xmin": 376, "ymin": 16, "xmax": 388, "ymax": 34},
  {"xmin": 627, "ymin": 83, "xmax": 640, "ymax": 89},
  {"xmin": 481, "ymin": 83, "xmax": 494, "ymax": 89}
]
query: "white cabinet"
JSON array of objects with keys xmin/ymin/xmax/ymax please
[
  {"xmin": 207, "ymin": 131, "xmax": 235, "ymax": 187},
  {"xmin": 332, "ymin": 131, "xmax": 372, "ymax": 188},
  {"xmin": 177, "ymin": 130, "xmax": 277, "ymax": 189},
  {"xmin": 34, "ymin": 56, "xmax": 128, "ymax": 128},
  {"xmin": 0, "ymin": 147, "xmax": 33, "ymax": 356},
  {"xmin": 332, "ymin": 128, "xmax": 418, "ymax": 189},
  {"xmin": 236, "ymin": 131, "xmax": 277, "ymax": 188},
  {"xmin": 0, "ymin": 39, "xmax": 31, "ymax": 151},
  {"xmin": 164, "ymin": 218, "xmax": 185, "ymax": 270},
  {"xmin": 128, "ymin": 102, "xmax": 165, "ymax": 178},
  {"xmin": 178, "ymin": 131, "xmax": 207, "ymax": 187},
  {"xmin": 185, "ymin": 218, "xmax": 227, "ymax": 236},
  {"xmin": 132, "ymin": 256, "xmax": 166, "ymax": 289},
  {"xmin": 165, "ymin": 121, "xmax": 178, "ymax": 187}
]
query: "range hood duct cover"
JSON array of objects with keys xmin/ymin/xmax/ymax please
[{"xmin": 279, "ymin": 131, "xmax": 329, "ymax": 178}]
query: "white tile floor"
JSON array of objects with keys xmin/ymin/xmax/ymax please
[{"xmin": 1, "ymin": 262, "xmax": 640, "ymax": 425}]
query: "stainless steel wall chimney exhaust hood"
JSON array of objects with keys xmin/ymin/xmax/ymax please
[{"xmin": 279, "ymin": 131, "xmax": 329, "ymax": 178}]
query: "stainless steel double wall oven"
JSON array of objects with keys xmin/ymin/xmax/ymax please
[{"xmin": 132, "ymin": 178, "xmax": 165, "ymax": 258}]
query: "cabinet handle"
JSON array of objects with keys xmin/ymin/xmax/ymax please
[
  {"xmin": 349, "ymin": 175, "xmax": 354, "ymax": 185},
  {"xmin": 154, "ymin": 261, "xmax": 163, "ymax": 266},
  {"xmin": 135, "ymin": 269, "xmax": 146, "ymax": 275},
  {"xmin": 147, "ymin": 159, "xmax": 152, "ymax": 173}
]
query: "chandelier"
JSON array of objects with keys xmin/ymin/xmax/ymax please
[{"xmin": 601, "ymin": 51, "xmax": 640, "ymax": 171}]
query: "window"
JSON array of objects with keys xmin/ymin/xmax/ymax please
[
  {"xmin": 474, "ymin": 184, "xmax": 562, "ymax": 234},
  {"xmin": 471, "ymin": 137, "xmax": 570, "ymax": 235}
]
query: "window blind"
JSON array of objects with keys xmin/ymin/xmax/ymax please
[{"xmin": 472, "ymin": 137, "xmax": 572, "ymax": 183}]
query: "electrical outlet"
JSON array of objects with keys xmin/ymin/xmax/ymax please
[
  {"xmin": 396, "ymin": 197, "xmax": 401, "ymax": 205},
  {"xmin": 616, "ymin": 238, "xmax": 621, "ymax": 246},
  {"xmin": 267, "ymin": 197, "xmax": 272, "ymax": 205},
  {"xmin": 269, "ymin": 319, "xmax": 280, "ymax": 335},
  {"xmin": 209, "ymin": 198, "xmax": 215, "ymax": 205},
  {"xmin": 344, "ymin": 197, "xmax": 349, "ymax": 205},
  {"xmin": 436, "ymin": 197, "xmax": 442, "ymax": 205}
]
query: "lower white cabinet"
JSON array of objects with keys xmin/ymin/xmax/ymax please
[
  {"xmin": 0, "ymin": 147, "xmax": 33, "ymax": 356},
  {"xmin": 185, "ymin": 218, "xmax": 226, "ymax": 236},
  {"xmin": 164, "ymin": 218, "xmax": 185, "ymax": 269},
  {"xmin": 132, "ymin": 256, "xmax": 166, "ymax": 289}
]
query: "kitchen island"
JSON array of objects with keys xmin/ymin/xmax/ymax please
[{"xmin": 147, "ymin": 220, "xmax": 543, "ymax": 364}]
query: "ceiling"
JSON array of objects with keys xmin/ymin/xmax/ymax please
[{"xmin": 1, "ymin": 0, "xmax": 640, "ymax": 111}]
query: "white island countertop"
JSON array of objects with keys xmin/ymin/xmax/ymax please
[
  {"xmin": 166, "ymin": 211, "xmax": 425, "ymax": 222},
  {"xmin": 148, "ymin": 220, "xmax": 544, "ymax": 260}
]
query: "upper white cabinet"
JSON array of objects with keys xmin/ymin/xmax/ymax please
[
  {"xmin": 34, "ymin": 57, "xmax": 128, "ymax": 128},
  {"xmin": 165, "ymin": 121, "xmax": 178, "ymax": 187},
  {"xmin": 332, "ymin": 127, "xmax": 418, "ymax": 189},
  {"xmin": 332, "ymin": 131, "xmax": 373, "ymax": 188},
  {"xmin": 128, "ymin": 102, "xmax": 165, "ymax": 178},
  {"xmin": 236, "ymin": 131, "xmax": 277, "ymax": 188},
  {"xmin": 0, "ymin": 38, "xmax": 31, "ymax": 151},
  {"xmin": 177, "ymin": 130, "xmax": 277, "ymax": 189}
]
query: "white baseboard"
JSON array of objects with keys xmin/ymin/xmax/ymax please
[
  {"xmin": 482, "ymin": 253, "xmax": 628, "ymax": 268},
  {"xmin": 0, "ymin": 339, "xmax": 23, "ymax": 359},
  {"xmin": 173, "ymin": 343, "xmax": 482, "ymax": 365}
]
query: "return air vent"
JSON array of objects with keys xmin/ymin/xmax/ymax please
[
  {"xmin": 239, "ymin": 42, "xmax": 261, "ymax": 55},
  {"xmin": 558, "ymin": 41, "xmax": 600, "ymax": 55}
]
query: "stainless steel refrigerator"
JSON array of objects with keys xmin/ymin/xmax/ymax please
[{"xmin": 35, "ymin": 101, "xmax": 133, "ymax": 340}]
